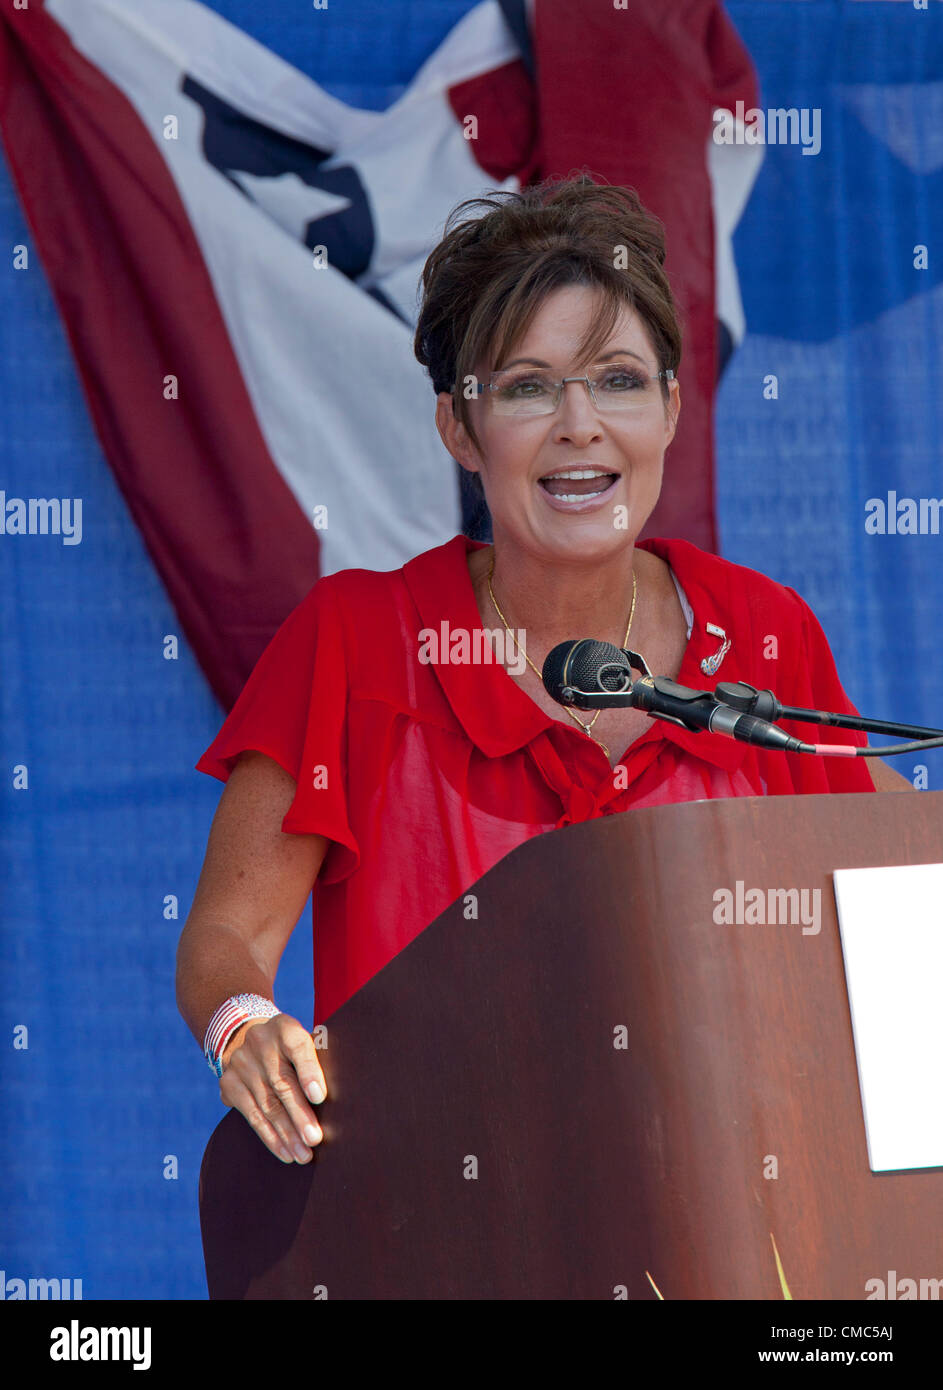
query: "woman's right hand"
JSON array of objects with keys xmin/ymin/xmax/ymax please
[{"xmin": 218, "ymin": 1014, "xmax": 327, "ymax": 1164}]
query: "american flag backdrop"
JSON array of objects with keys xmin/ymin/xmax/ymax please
[
  {"xmin": 0, "ymin": 0, "xmax": 759, "ymax": 706},
  {"xmin": 2, "ymin": 0, "xmax": 941, "ymax": 1304}
]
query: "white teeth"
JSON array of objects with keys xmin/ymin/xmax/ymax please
[
  {"xmin": 539, "ymin": 469, "xmax": 615, "ymax": 502},
  {"xmin": 541, "ymin": 469, "xmax": 613, "ymax": 481}
]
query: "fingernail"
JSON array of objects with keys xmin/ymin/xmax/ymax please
[
  {"xmin": 303, "ymin": 1124, "xmax": 321, "ymax": 1145},
  {"xmin": 306, "ymin": 1082, "xmax": 324, "ymax": 1104},
  {"xmin": 278, "ymin": 1147, "xmax": 294, "ymax": 1163}
]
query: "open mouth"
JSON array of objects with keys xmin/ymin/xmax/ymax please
[{"xmin": 538, "ymin": 470, "xmax": 619, "ymax": 501}]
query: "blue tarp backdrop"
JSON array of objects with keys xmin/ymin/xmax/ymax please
[{"xmin": 1, "ymin": 1, "xmax": 941, "ymax": 1299}]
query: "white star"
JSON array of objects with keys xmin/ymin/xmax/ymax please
[
  {"xmin": 228, "ymin": 168, "xmax": 351, "ymax": 241},
  {"xmin": 838, "ymin": 83, "xmax": 943, "ymax": 175}
]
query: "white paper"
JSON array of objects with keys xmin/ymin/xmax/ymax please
[{"xmin": 833, "ymin": 863, "xmax": 943, "ymax": 1172}]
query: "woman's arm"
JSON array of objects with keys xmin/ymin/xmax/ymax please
[{"xmin": 176, "ymin": 749, "xmax": 330, "ymax": 1163}]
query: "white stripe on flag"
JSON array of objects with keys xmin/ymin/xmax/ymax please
[{"xmin": 49, "ymin": 0, "xmax": 522, "ymax": 573}]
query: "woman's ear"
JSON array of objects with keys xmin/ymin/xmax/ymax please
[
  {"xmin": 436, "ymin": 391, "xmax": 480, "ymax": 476},
  {"xmin": 664, "ymin": 377, "xmax": 681, "ymax": 445}
]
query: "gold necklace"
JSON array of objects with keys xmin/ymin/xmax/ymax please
[{"xmin": 487, "ymin": 552, "xmax": 638, "ymax": 761}]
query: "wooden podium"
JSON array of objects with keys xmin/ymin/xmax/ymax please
[{"xmin": 199, "ymin": 790, "xmax": 943, "ymax": 1299}]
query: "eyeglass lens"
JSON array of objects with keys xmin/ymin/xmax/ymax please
[{"xmin": 488, "ymin": 363, "xmax": 664, "ymax": 415}]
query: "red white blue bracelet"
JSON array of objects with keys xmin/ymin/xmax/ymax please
[{"xmin": 204, "ymin": 993, "xmax": 282, "ymax": 1077}]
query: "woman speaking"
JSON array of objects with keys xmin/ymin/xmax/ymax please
[{"xmin": 175, "ymin": 175, "xmax": 910, "ymax": 1168}]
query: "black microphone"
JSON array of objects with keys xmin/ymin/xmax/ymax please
[
  {"xmin": 542, "ymin": 640, "xmax": 812, "ymax": 753},
  {"xmin": 541, "ymin": 638, "xmax": 635, "ymax": 707},
  {"xmin": 712, "ymin": 680, "xmax": 782, "ymax": 722},
  {"xmin": 630, "ymin": 675, "xmax": 809, "ymax": 751}
]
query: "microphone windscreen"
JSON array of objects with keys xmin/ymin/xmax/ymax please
[{"xmin": 542, "ymin": 639, "xmax": 631, "ymax": 700}]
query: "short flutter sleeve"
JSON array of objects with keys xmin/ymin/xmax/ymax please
[{"xmin": 195, "ymin": 577, "xmax": 360, "ymax": 882}]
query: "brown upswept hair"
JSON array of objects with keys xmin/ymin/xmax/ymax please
[{"xmin": 413, "ymin": 172, "xmax": 683, "ymax": 487}]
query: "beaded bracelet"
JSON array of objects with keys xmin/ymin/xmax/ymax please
[{"xmin": 203, "ymin": 993, "xmax": 282, "ymax": 1078}]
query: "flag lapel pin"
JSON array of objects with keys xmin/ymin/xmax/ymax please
[{"xmin": 700, "ymin": 622, "xmax": 732, "ymax": 677}]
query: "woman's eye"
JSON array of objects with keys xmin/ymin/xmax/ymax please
[
  {"xmin": 601, "ymin": 369, "xmax": 643, "ymax": 390},
  {"xmin": 503, "ymin": 376, "xmax": 548, "ymax": 397}
]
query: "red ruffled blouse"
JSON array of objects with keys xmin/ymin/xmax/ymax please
[{"xmin": 196, "ymin": 533, "xmax": 875, "ymax": 1024}]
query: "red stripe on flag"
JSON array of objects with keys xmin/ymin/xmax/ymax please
[
  {"xmin": 0, "ymin": 2, "xmax": 321, "ymax": 710},
  {"xmin": 531, "ymin": 0, "xmax": 761, "ymax": 554},
  {"xmin": 447, "ymin": 58, "xmax": 541, "ymax": 185}
]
